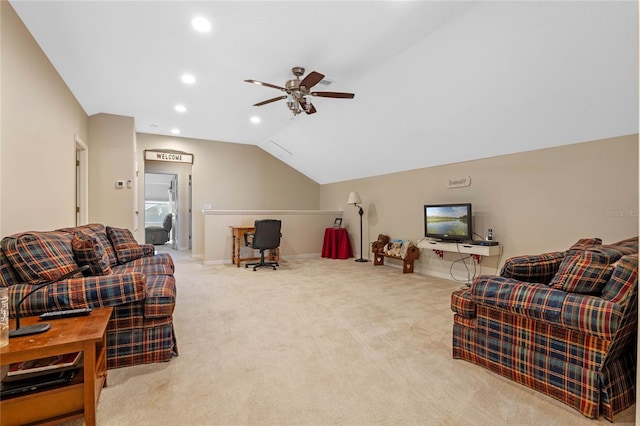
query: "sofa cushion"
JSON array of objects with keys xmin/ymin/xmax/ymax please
[
  {"xmin": 550, "ymin": 250, "xmax": 613, "ymax": 294},
  {"xmin": 568, "ymin": 237, "xmax": 602, "ymax": 250},
  {"xmin": 473, "ymin": 277, "xmax": 569, "ymax": 326},
  {"xmin": 127, "ymin": 252, "xmax": 174, "ymax": 272},
  {"xmin": 0, "ymin": 232, "xmax": 78, "ymax": 284},
  {"xmin": 59, "ymin": 224, "xmax": 118, "ymax": 266},
  {"xmin": 499, "ymin": 251, "xmax": 565, "ymax": 284},
  {"xmin": 560, "ymin": 292, "xmax": 623, "ymax": 340},
  {"xmin": 611, "ymin": 236, "xmax": 638, "ymax": 251},
  {"xmin": 0, "ymin": 250, "xmax": 20, "ymax": 287},
  {"xmin": 71, "ymin": 233, "xmax": 112, "ymax": 276},
  {"xmin": 111, "ymin": 263, "xmax": 173, "ymax": 277},
  {"xmin": 106, "ymin": 227, "xmax": 147, "ymax": 264},
  {"xmin": 600, "ymin": 254, "xmax": 638, "ymax": 305},
  {"xmin": 472, "ymin": 275, "xmax": 623, "ymax": 339}
]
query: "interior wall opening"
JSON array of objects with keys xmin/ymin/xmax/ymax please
[
  {"xmin": 144, "ymin": 172, "xmax": 177, "ymax": 249},
  {"xmin": 142, "ymin": 158, "xmax": 193, "ymax": 251}
]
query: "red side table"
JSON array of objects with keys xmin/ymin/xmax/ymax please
[{"xmin": 321, "ymin": 228, "xmax": 353, "ymax": 259}]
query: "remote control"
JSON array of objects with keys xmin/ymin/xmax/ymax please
[{"xmin": 40, "ymin": 308, "xmax": 92, "ymax": 319}]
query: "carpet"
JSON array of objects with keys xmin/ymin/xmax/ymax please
[{"xmin": 72, "ymin": 250, "xmax": 635, "ymax": 425}]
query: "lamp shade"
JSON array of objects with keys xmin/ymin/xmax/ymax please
[{"xmin": 347, "ymin": 191, "xmax": 362, "ymax": 205}]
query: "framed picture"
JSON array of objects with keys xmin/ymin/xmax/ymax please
[{"xmin": 333, "ymin": 218, "xmax": 343, "ymax": 228}]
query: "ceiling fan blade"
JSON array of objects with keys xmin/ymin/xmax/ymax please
[
  {"xmin": 300, "ymin": 71, "xmax": 325, "ymax": 89},
  {"xmin": 244, "ymin": 79, "xmax": 287, "ymax": 92},
  {"xmin": 299, "ymin": 98, "xmax": 317, "ymax": 115},
  {"xmin": 310, "ymin": 91, "xmax": 355, "ymax": 99},
  {"xmin": 254, "ymin": 95, "xmax": 287, "ymax": 106}
]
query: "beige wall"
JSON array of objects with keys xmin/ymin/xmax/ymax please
[
  {"xmin": 87, "ymin": 113, "xmax": 136, "ymax": 229},
  {"xmin": 202, "ymin": 210, "xmax": 342, "ymax": 264},
  {"xmin": 2, "ymin": 0, "xmax": 637, "ymax": 279},
  {"xmin": 0, "ymin": 1, "xmax": 88, "ymax": 236},
  {"xmin": 320, "ymin": 135, "xmax": 639, "ymax": 279},
  {"xmin": 136, "ymin": 133, "xmax": 321, "ymax": 256}
]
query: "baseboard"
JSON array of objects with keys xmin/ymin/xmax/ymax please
[
  {"xmin": 203, "ymin": 259, "xmax": 229, "ymax": 265},
  {"xmin": 202, "ymin": 253, "xmax": 323, "ymax": 266},
  {"xmin": 281, "ymin": 253, "xmax": 322, "ymax": 259}
]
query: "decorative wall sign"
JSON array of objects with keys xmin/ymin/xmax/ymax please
[
  {"xmin": 447, "ymin": 176, "xmax": 471, "ymax": 188},
  {"xmin": 145, "ymin": 150, "xmax": 194, "ymax": 164}
]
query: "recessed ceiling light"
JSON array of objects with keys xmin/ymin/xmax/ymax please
[
  {"xmin": 181, "ymin": 74, "xmax": 196, "ymax": 84},
  {"xmin": 170, "ymin": 128, "xmax": 180, "ymax": 135},
  {"xmin": 175, "ymin": 104, "xmax": 187, "ymax": 113},
  {"xmin": 192, "ymin": 17, "xmax": 211, "ymax": 32},
  {"xmin": 250, "ymin": 116, "xmax": 261, "ymax": 124}
]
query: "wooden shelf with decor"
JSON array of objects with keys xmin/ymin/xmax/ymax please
[{"xmin": 372, "ymin": 245, "xmax": 420, "ymax": 274}]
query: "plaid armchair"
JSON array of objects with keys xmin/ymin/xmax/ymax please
[
  {"xmin": 451, "ymin": 237, "xmax": 637, "ymax": 421},
  {"xmin": 0, "ymin": 224, "xmax": 178, "ymax": 369}
]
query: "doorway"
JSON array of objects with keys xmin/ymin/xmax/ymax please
[
  {"xmin": 144, "ymin": 173, "xmax": 177, "ymax": 249},
  {"xmin": 75, "ymin": 135, "xmax": 88, "ymax": 226},
  {"xmin": 143, "ymin": 158, "xmax": 193, "ymax": 251}
]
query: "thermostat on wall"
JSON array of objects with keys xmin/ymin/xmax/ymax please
[{"xmin": 115, "ymin": 180, "xmax": 125, "ymax": 188}]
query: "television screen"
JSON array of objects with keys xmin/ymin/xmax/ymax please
[{"xmin": 424, "ymin": 203, "xmax": 472, "ymax": 242}]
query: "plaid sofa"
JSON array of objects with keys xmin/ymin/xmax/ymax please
[
  {"xmin": 0, "ymin": 224, "xmax": 178, "ymax": 369},
  {"xmin": 451, "ymin": 237, "xmax": 637, "ymax": 421}
]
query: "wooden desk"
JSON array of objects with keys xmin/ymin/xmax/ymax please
[
  {"xmin": 0, "ymin": 307, "xmax": 112, "ymax": 426},
  {"xmin": 229, "ymin": 225, "xmax": 279, "ymax": 267}
]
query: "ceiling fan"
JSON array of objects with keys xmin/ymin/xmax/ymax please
[{"xmin": 245, "ymin": 67, "xmax": 355, "ymax": 116}]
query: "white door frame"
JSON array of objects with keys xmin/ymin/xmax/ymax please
[{"xmin": 75, "ymin": 135, "xmax": 89, "ymax": 226}]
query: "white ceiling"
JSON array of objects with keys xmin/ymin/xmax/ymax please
[{"xmin": 10, "ymin": 1, "xmax": 638, "ymax": 184}]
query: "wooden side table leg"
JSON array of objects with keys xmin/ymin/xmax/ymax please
[{"xmin": 83, "ymin": 342, "xmax": 97, "ymax": 426}]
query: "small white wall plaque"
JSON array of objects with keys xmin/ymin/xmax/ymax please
[{"xmin": 447, "ymin": 176, "xmax": 471, "ymax": 188}]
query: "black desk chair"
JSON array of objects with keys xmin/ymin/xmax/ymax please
[{"xmin": 244, "ymin": 219, "xmax": 282, "ymax": 271}]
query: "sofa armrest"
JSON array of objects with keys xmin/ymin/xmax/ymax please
[
  {"xmin": 144, "ymin": 274, "xmax": 176, "ymax": 318},
  {"xmin": 8, "ymin": 272, "xmax": 146, "ymax": 317},
  {"xmin": 472, "ymin": 275, "xmax": 624, "ymax": 339},
  {"xmin": 141, "ymin": 243, "xmax": 155, "ymax": 257},
  {"xmin": 499, "ymin": 251, "xmax": 565, "ymax": 284}
]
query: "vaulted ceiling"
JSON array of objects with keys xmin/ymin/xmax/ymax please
[{"xmin": 10, "ymin": 1, "xmax": 638, "ymax": 184}]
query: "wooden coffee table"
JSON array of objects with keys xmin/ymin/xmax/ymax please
[{"xmin": 0, "ymin": 307, "xmax": 113, "ymax": 426}]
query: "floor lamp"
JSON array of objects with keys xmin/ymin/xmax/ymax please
[{"xmin": 348, "ymin": 191, "xmax": 368, "ymax": 262}]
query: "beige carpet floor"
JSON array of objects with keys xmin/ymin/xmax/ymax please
[{"xmin": 71, "ymin": 249, "xmax": 635, "ymax": 425}]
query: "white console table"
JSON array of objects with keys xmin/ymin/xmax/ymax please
[{"xmin": 417, "ymin": 240, "xmax": 501, "ymax": 262}]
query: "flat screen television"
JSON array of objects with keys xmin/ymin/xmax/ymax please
[{"xmin": 424, "ymin": 203, "xmax": 473, "ymax": 242}]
